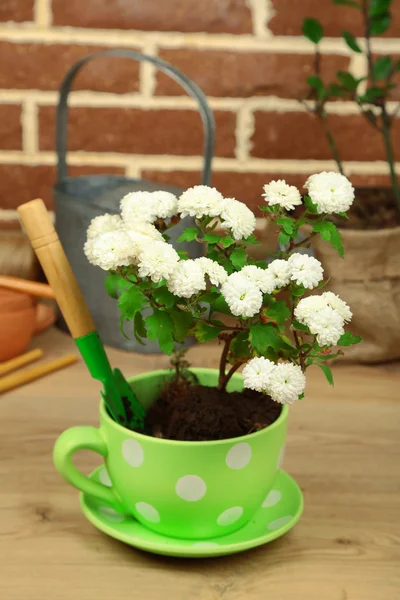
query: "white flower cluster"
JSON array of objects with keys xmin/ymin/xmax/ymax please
[
  {"xmin": 220, "ymin": 253, "xmax": 324, "ymax": 318},
  {"xmin": 167, "ymin": 258, "xmax": 228, "ymax": 298},
  {"xmin": 243, "ymin": 358, "xmax": 306, "ymax": 405},
  {"xmin": 177, "ymin": 186, "xmax": 256, "ymax": 241},
  {"xmin": 121, "ymin": 190, "xmax": 179, "ymax": 225},
  {"xmin": 262, "ymin": 172, "xmax": 355, "ymax": 215},
  {"xmin": 295, "ymin": 291, "xmax": 352, "ymax": 346}
]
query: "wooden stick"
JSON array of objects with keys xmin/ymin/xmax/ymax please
[
  {"xmin": 0, "ymin": 276, "xmax": 55, "ymax": 299},
  {"xmin": 0, "ymin": 354, "xmax": 78, "ymax": 394},
  {"xmin": 17, "ymin": 199, "xmax": 95, "ymax": 339},
  {"xmin": 0, "ymin": 348, "xmax": 44, "ymax": 377}
]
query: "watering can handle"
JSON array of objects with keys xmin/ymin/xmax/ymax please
[
  {"xmin": 55, "ymin": 49, "xmax": 215, "ymax": 185},
  {"xmin": 17, "ymin": 198, "xmax": 95, "ymax": 339}
]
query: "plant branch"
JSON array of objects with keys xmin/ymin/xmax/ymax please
[
  {"xmin": 218, "ymin": 333, "xmax": 236, "ymax": 390},
  {"xmin": 381, "ymin": 105, "xmax": 400, "ymax": 211},
  {"xmin": 320, "ymin": 115, "xmax": 345, "ymax": 174},
  {"xmin": 219, "ymin": 359, "xmax": 249, "ymax": 392}
]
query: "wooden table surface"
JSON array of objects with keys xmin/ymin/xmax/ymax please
[{"xmin": 1, "ymin": 328, "xmax": 399, "ymax": 600}]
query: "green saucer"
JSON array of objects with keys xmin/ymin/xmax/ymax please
[{"xmin": 80, "ymin": 467, "xmax": 303, "ymax": 558}]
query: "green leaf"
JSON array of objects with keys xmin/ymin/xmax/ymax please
[
  {"xmin": 266, "ymin": 300, "xmax": 291, "ymax": 326},
  {"xmin": 193, "ymin": 321, "xmax": 221, "ymax": 343},
  {"xmin": 293, "ymin": 319, "xmax": 310, "ymax": 333},
  {"xmin": 230, "ymin": 248, "xmax": 247, "ymax": 269},
  {"xmin": 304, "ymin": 195, "xmax": 319, "ymax": 214},
  {"xmin": 105, "ymin": 273, "xmax": 131, "ymax": 299},
  {"xmin": 334, "ymin": 0, "xmax": 361, "ymax": 7},
  {"xmin": 337, "ymin": 331, "xmax": 363, "ymax": 346},
  {"xmin": 358, "ymin": 86, "xmax": 385, "ymax": 103},
  {"xmin": 170, "ymin": 310, "xmax": 194, "ymax": 343},
  {"xmin": 278, "ymin": 231, "xmax": 290, "ymax": 246},
  {"xmin": 210, "ymin": 295, "xmax": 231, "ymax": 316},
  {"xmin": 230, "ymin": 332, "xmax": 251, "ymax": 358},
  {"xmin": 145, "ymin": 310, "xmax": 175, "ymax": 355},
  {"xmin": 118, "ymin": 286, "xmax": 145, "ymax": 320},
  {"xmin": 153, "ymin": 286, "xmax": 176, "ymax": 309},
  {"xmin": 369, "ymin": 0, "xmax": 391, "ymax": 17},
  {"xmin": 292, "ymin": 285, "xmax": 306, "ymax": 297},
  {"xmin": 337, "ymin": 71, "xmax": 359, "ymax": 91},
  {"xmin": 177, "ymin": 227, "xmax": 198, "ymax": 243},
  {"xmin": 203, "ymin": 233, "xmax": 222, "ymax": 244},
  {"xmin": 243, "ymin": 233, "xmax": 260, "ymax": 245},
  {"xmin": 370, "ymin": 12, "xmax": 391, "ymax": 35},
  {"xmin": 220, "ymin": 236, "xmax": 236, "ymax": 248},
  {"xmin": 133, "ymin": 312, "xmax": 147, "ymax": 345},
  {"xmin": 199, "ymin": 290, "xmax": 220, "ymax": 304},
  {"xmin": 307, "ymin": 75, "xmax": 324, "ymax": 92},
  {"xmin": 372, "ymin": 56, "xmax": 393, "ymax": 80},
  {"xmin": 342, "ymin": 31, "xmax": 362, "ymax": 52},
  {"xmin": 277, "ymin": 217, "xmax": 295, "ymax": 235},
  {"xmin": 177, "ymin": 250, "xmax": 189, "ymax": 260},
  {"xmin": 250, "ymin": 323, "xmax": 282, "ymax": 354},
  {"xmin": 313, "ymin": 222, "xmax": 344, "ymax": 257},
  {"xmin": 317, "ymin": 364, "xmax": 334, "ymax": 386},
  {"xmin": 302, "ymin": 18, "xmax": 324, "ymax": 44}
]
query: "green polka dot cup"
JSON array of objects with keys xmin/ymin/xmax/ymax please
[{"xmin": 53, "ymin": 368, "xmax": 288, "ymax": 540}]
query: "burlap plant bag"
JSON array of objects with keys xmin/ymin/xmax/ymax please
[{"xmin": 310, "ymin": 226, "xmax": 400, "ymax": 363}]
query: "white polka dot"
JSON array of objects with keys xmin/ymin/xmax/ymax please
[
  {"xmin": 99, "ymin": 467, "xmax": 112, "ymax": 487},
  {"xmin": 226, "ymin": 442, "xmax": 252, "ymax": 470},
  {"xmin": 135, "ymin": 502, "xmax": 160, "ymax": 523},
  {"xmin": 98, "ymin": 506, "xmax": 125, "ymax": 523},
  {"xmin": 217, "ymin": 506, "xmax": 243, "ymax": 527},
  {"xmin": 192, "ymin": 542, "xmax": 219, "ymax": 548},
  {"xmin": 122, "ymin": 439, "xmax": 144, "ymax": 467},
  {"xmin": 262, "ymin": 489, "xmax": 282, "ymax": 508},
  {"xmin": 176, "ymin": 475, "xmax": 207, "ymax": 502},
  {"xmin": 277, "ymin": 445, "xmax": 285, "ymax": 470},
  {"xmin": 267, "ymin": 515, "xmax": 293, "ymax": 530}
]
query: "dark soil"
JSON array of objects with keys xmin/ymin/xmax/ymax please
[
  {"xmin": 142, "ymin": 377, "xmax": 282, "ymax": 442},
  {"xmin": 335, "ymin": 187, "xmax": 400, "ymax": 230}
]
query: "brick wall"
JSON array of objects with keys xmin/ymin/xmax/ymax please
[{"xmin": 0, "ymin": 0, "xmax": 399, "ymax": 225}]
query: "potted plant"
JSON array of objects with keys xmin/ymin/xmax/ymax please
[
  {"xmin": 53, "ymin": 178, "xmax": 361, "ymax": 557},
  {"xmin": 301, "ymin": 0, "xmax": 400, "ymax": 362}
]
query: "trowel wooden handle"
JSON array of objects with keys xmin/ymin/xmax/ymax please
[{"xmin": 17, "ymin": 199, "xmax": 95, "ymax": 338}]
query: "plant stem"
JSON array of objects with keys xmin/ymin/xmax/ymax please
[
  {"xmin": 219, "ymin": 359, "xmax": 248, "ymax": 392},
  {"xmin": 320, "ymin": 115, "xmax": 345, "ymax": 175},
  {"xmin": 291, "ymin": 298, "xmax": 306, "ymax": 372},
  {"xmin": 362, "ymin": 0, "xmax": 374, "ymax": 85},
  {"xmin": 381, "ymin": 106, "xmax": 400, "ymax": 212},
  {"xmin": 218, "ymin": 333, "xmax": 235, "ymax": 390}
]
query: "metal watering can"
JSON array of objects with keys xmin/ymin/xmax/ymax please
[{"xmin": 53, "ymin": 49, "xmax": 215, "ymax": 352}]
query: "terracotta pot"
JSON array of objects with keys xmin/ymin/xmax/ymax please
[
  {"xmin": 307, "ymin": 224, "xmax": 400, "ymax": 363},
  {"xmin": 0, "ymin": 289, "xmax": 55, "ymax": 361}
]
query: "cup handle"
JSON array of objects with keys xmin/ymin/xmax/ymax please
[{"xmin": 53, "ymin": 426, "xmax": 123, "ymax": 509}]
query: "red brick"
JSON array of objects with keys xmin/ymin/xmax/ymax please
[
  {"xmin": 141, "ymin": 169, "xmax": 394, "ymax": 213},
  {"xmin": 251, "ymin": 111, "xmax": 400, "ymax": 162},
  {"xmin": 0, "ymin": 0, "xmax": 34, "ymax": 22},
  {"xmin": 0, "ymin": 104, "xmax": 22, "ymax": 150},
  {"xmin": 269, "ymin": 0, "xmax": 400, "ymax": 37},
  {"xmin": 0, "ymin": 164, "xmax": 125, "ymax": 210},
  {"xmin": 0, "ymin": 42, "xmax": 140, "ymax": 94},
  {"xmin": 52, "ymin": 0, "xmax": 252, "ymax": 34},
  {"xmin": 156, "ymin": 49, "xmax": 349, "ymax": 98},
  {"xmin": 39, "ymin": 106, "xmax": 236, "ymax": 158}
]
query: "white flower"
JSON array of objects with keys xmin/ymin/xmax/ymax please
[
  {"xmin": 121, "ymin": 191, "xmax": 158, "ymax": 224},
  {"xmin": 240, "ymin": 265, "xmax": 274, "ymax": 294},
  {"xmin": 151, "ymin": 191, "xmax": 178, "ymax": 219},
  {"xmin": 288, "ymin": 253, "xmax": 323, "ymax": 289},
  {"xmin": 268, "ymin": 363, "xmax": 306, "ymax": 405},
  {"xmin": 178, "ymin": 185, "xmax": 224, "ymax": 219},
  {"xmin": 84, "ymin": 230, "xmax": 135, "ymax": 271},
  {"xmin": 86, "ymin": 213, "xmax": 124, "ymax": 239},
  {"xmin": 137, "ymin": 241, "xmax": 180, "ymax": 283},
  {"xmin": 304, "ymin": 172, "xmax": 355, "ymax": 214},
  {"xmin": 167, "ymin": 259, "xmax": 206, "ymax": 298},
  {"xmin": 262, "ymin": 180, "xmax": 302, "ymax": 211},
  {"xmin": 242, "ymin": 357, "xmax": 276, "ymax": 393},
  {"xmin": 221, "ymin": 272, "xmax": 263, "ymax": 318},
  {"xmin": 307, "ymin": 305, "xmax": 345, "ymax": 346},
  {"xmin": 321, "ymin": 291, "xmax": 352, "ymax": 323},
  {"xmin": 195, "ymin": 257, "xmax": 228, "ymax": 286},
  {"xmin": 220, "ymin": 198, "xmax": 256, "ymax": 241},
  {"xmin": 125, "ymin": 222, "xmax": 164, "ymax": 260},
  {"xmin": 294, "ymin": 295, "xmax": 326, "ymax": 324},
  {"xmin": 267, "ymin": 259, "xmax": 292, "ymax": 289}
]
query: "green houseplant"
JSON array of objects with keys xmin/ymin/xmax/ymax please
[
  {"xmin": 53, "ymin": 176, "xmax": 361, "ymax": 555},
  {"xmin": 301, "ymin": 0, "xmax": 400, "ymax": 362}
]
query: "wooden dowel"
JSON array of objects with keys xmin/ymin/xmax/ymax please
[
  {"xmin": 0, "ymin": 276, "xmax": 55, "ymax": 299},
  {"xmin": 0, "ymin": 348, "xmax": 44, "ymax": 377},
  {"xmin": 0, "ymin": 354, "xmax": 78, "ymax": 394}
]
